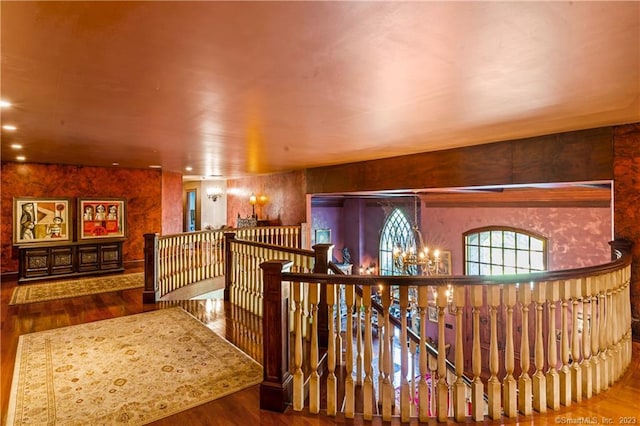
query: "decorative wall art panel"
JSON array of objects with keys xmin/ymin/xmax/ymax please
[
  {"xmin": 13, "ymin": 198, "xmax": 72, "ymax": 244},
  {"xmin": 79, "ymin": 198, "xmax": 126, "ymax": 240}
]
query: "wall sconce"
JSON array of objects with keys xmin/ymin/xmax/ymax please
[
  {"xmin": 206, "ymin": 187, "xmax": 223, "ymax": 202},
  {"xmin": 249, "ymin": 193, "xmax": 267, "ymax": 218},
  {"xmin": 249, "ymin": 193, "xmax": 257, "ymax": 217}
]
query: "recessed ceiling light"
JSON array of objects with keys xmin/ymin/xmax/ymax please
[
  {"xmin": 185, "ymin": 166, "xmax": 193, "ymax": 172},
  {"xmin": 2, "ymin": 125, "xmax": 17, "ymax": 131},
  {"xmin": 0, "ymin": 100, "xmax": 11, "ymax": 108},
  {"xmin": 16, "ymin": 155, "xmax": 26, "ymax": 161},
  {"xmin": 10, "ymin": 143, "xmax": 22, "ymax": 149},
  {"xmin": 149, "ymin": 165, "xmax": 162, "ymax": 169},
  {"xmin": 112, "ymin": 162, "xmax": 120, "ymax": 166}
]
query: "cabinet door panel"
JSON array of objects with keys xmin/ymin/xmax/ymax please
[
  {"xmin": 78, "ymin": 245, "xmax": 100, "ymax": 272},
  {"xmin": 50, "ymin": 247, "xmax": 74, "ymax": 275},
  {"xmin": 22, "ymin": 248, "xmax": 50, "ymax": 278},
  {"xmin": 100, "ymin": 243, "xmax": 122, "ymax": 269}
]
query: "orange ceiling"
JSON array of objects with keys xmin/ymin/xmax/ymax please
[{"xmin": 1, "ymin": 1, "xmax": 638, "ymax": 179}]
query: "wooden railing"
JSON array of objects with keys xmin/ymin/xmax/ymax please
[
  {"xmin": 223, "ymin": 233, "xmax": 316, "ymax": 318},
  {"xmin": 260, "ymin": 240, "xmax": 633, "ymax": 422},
  {"xmin": 143, "ymin": 225, "xmax": 303, "ymax": 303}
]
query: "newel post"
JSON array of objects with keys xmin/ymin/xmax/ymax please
[
  {"xmin": 260, "ymin": 259, "xmax": 294, "ymax": 412},
  {"xmin": 609, "ymin": 238, "xmax": 633, "ymax": 260},
  {"xmin": 224, "ymin": 232, "xmax": 236, "ymax": 302},
  {"xmin": 143, "ymin": 233, "xmax": 159, "ymax": 304},
  {"xmin": 313, "ymin": 243, "xmax": 334, "ymax": 348}
]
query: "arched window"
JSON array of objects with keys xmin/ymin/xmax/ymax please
[
  {"xmin": 379, "ymin": 208, "xmax": 416, "ymax": 275},
  {"xmin": 464, "ymin": 226, "xmax": 547, "ymax": 275}
]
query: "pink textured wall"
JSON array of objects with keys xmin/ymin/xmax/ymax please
[
  {"xmin": 162, "ymin": 171, "xmax": 184, "ymax": 235},
  {"xmin": 424, "ymin": 207, "xmax": 612, "ymax": 274},
  {"xmin": 1, "ymin": 162, "xmax": 167, "ymax": 273},
  {"xmin": 311, "ymin": 206, "xmax": 344, "ymax": 258},
  {"xmin": 313, "ymin": 200, "xmax": 612, "ymax": 275},
  {"xmin": 226, "ymin": 170, "xmax": 306, "ymax": 226},
  {"xmin": 613, "ymin": 123, "xmax": 640, "ymax": 336}
]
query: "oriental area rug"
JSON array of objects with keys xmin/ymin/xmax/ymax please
[
  {"xmin": 9, "ymin": 272, "xmax": 144, "ymax": 305},
  {"xmin": 6, "ymin": 307, "xmax": 263, "ymax": 425}
]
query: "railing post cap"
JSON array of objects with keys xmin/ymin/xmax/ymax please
[
  {"xmin": 260, "ymin": 260, "xmax": 294, "ymax": 272},
  {"xmin": 312, "ymin": 243, "xmax": 334, "ymax": 251}
]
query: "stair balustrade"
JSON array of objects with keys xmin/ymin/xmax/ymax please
[{"xmin": 260, "ymin": 239, "xmax": 633, "ymax": 422}]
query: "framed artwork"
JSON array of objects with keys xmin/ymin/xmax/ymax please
[
  {"xmin": 13, "ymin": 197, "xmax": 72, "ymax": 244},
  {"xmin": 78, "ymin": 198, "xmax": 126, "ymax": 240},
  {"xmin": 315, "ymin": 228, "xmax": 331, "ymax": 244},
  {"xmin": 436, "ymin": 250, "xmax": 452, "ymax": 275},
  {"xmin": 427, "ymin": 304, "xmax": 438, "ymax": 323}
]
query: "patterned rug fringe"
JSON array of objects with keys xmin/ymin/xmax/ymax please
[{"xmin": 9, "ymin": 272, "xmax": 144, "ymax": 305}]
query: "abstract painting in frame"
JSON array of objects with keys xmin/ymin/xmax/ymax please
[
  {"xmin": 13, "ymin": 197, "xmax": 72, "ymax": 244},
  {"xmin": 78, "ymin": 198, "xmax": 126, "ymax": 240}
]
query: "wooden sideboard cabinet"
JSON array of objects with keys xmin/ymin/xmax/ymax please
[{"xmin": 17, "ymin": 239, "xmax": 125, "ymax": 283}]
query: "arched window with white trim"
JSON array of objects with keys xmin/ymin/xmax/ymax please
[
  {"xmin": 379, "ymin": 208, "xmax": 416, "ymax": 275},
  {"xmin": 464, "ymin": 226, "xmax": 547, "ymax": 275}
]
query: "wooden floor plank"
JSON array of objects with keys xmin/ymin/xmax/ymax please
[{"xmin": 2, "ymin": 267, "xmax": 640, "ymax": 425}]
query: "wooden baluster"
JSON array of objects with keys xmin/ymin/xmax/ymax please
[
  {"xmin": 199, "ymin": 233, "xmax": 205, "ymax": 280},
  {"xmin": 243, "ymin": 245, "xmax": 250, "ymax": 312},
  {"xmin": 532, "ymin": 282, "xmax": 547, "ymax": 413},
  {"xmin": 625, "ymin": 267, "xmax": 632, "ymax": 366},
  {"xmin": 180, "ymin": 234, "xmax": 185, "ymax": 289},
  {"xmin": 381, "ymin": 285, "xmax": 393, "ymax": 421},
  {"xmin": 308, "ymin": 282, "xmax": 320, "ymax": 413},
  {"xmin": 487, "ymin": 285, "xmax": 502, "ymax": 420},
  {"xmin": 428, "ymin": 350, "xmax": 437, "ymax": 417},
  {"xmin": 559, "ymin": 280, "xmax": 572, "ymax": 406},
  {"xmin": 502, "ymin": 284, "xmax": 517, "ymax": 418},
  {"xmin": 418, "ymin": 286, "xmax": 430, "ymax": 422},
  {"xmin": 571, "ymin": 279, "xmax": 582, "ymax": 402},
  {"xmin": 518, "ymin": 283, "xmax": 532, "ymax": 415},
  {"xmin": 605, "ymin": 273, "xmax": 615, "ymax": 386},
  {"xmin": 237, "ymin": 245, "xmax": 245, "ymax": 309},
  {"xmin": 399, "ymin": 286, "xmax": 410, "ymax": 422},
  {"xmin": 435, "ymin": 286, "xmax": 449, "ymax": 423},
  {"xmin": 187, "ymin": 233, "xmax": 193, "ymax": 284},
  {"xmin": 618, "ymin": 269, "xmax": 625, "ymax": 366},
  {"xmin": 599, "ymin": 275, "xmax": 609, "ymax": 391},
  {"xmin": 237, "ymin": 244, "xmax": 244, "ymax": 307},
  {"xmin": 452, "ymin": 286, "xmax": 466, "ymax": 422},
  {"xmin": 326, "ymin": 283, "xmax": 337, "ymax": 416},
  {"xmin": 292, "ymin": 281, "xmax": 304, "ymax": 411},
  {"xmin": 470, "ymin": 286, "xmax": 484, "ymax": 421},
  {"xmin": 344, "ymin": 283, "xmax": 355, "ymax": 418},
  {"xmin": 362, "ymin": 284, "xmax": 375, "ymax": 420},
  {"xmin": 609, "ymin": 271, "xmax": 622, "ymax": 385},
  {"xmin": 302, "ymin": 267, "xmax": 309, "ymax": 340},
  {"xmin": 546, "ymin": 281, "xmax": 560, "ymax": 409},
  {"xmin": 409, "ymin": 340, "xmax": 418, "ymax": 418},
  {"xmin": 591, "ymin": 275, "xmax": 602, "ymax": 394},
  {"xmin": 336, "ymin": 284, "xmax": 344, "ymax": 367},
  {"xmin": 619, "ymin": 269, "xmax": 627, "ymax": 379},
  {"xmin": 581, "ymin": 277, "xmax": 593, "ymax": 399}
]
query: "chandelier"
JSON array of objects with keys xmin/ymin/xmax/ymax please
[{"xmin": 391, "ymin": 195, "xmax": 443, "ymax": 276}]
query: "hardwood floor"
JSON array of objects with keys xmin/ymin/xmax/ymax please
[{"xmin": 2, "ymin": 267, "xmax": 640, "ymax": 425}]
